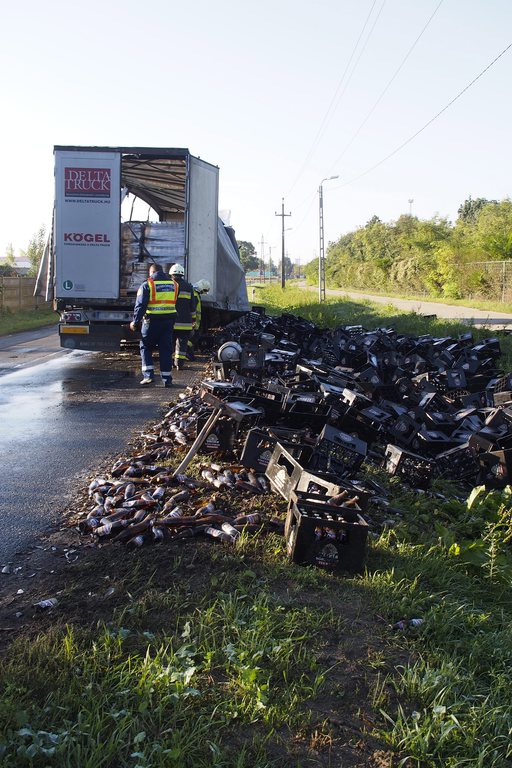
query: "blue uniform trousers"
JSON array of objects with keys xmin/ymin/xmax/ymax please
[{"xmin": 140, "ymin": 315, "xmax": 174, "ymax": 383}]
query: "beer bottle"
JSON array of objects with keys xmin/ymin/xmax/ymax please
[
  {"xmin": 234, "ymin": 512, "xmax": 261, "ymax": 525},
  {"xmin": 204, "ymin": 526, "xmax": 234, "ymax": 543},
  {"xmin": 78, "ymin": 517, "xmax": 100, "ymax": 534},
  {"xmin": 221, "ymin": 522, "xmax": 241, "ymax": 540}
]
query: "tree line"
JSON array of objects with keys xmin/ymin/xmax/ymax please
[
  {"xmin": 238, "ymin": 241, "xmax": 297, "ymax": 278},
  {"xmin": 1, "ymin": 226, "xmax": 46, "ymax": 277},
  {"xmin": 304, "ymin": 197, "xmax": 512, "ymax": 302}
]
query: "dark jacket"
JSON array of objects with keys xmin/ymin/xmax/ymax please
[
  {"xmin": 132, "ymin": 270, "xmax": 177, "ymax": 327},
  {"xmin": 173, "ymin": 275, "xmax": 196, "ymax": 331}
]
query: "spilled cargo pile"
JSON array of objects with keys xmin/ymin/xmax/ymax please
[{"xmin": 77, "ymin": 309, "xmax": 512, "ymax": 573}]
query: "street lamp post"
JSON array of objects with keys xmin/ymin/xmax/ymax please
[{"xmin": 319, "ymin": 176, "xmax": 339, "ymax": 302}]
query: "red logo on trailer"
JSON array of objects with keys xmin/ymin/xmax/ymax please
[{"xmin": 65, "ymin": 168, "xmax": 111, "ymax": 197}]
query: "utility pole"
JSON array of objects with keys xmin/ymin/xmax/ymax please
[
  {"xmin": 259, "ymin": 234, "xmax": 266, "ymax": 281},
  {"xmin": 268, "ymin": 245, "xmax": 275, "ymax": 281},
  {"xmin": 275, "ymin": 198, "xmax": 291, "ymax": 289},
  {"xmin": 319, "ymin": 176, "xmax": 338, "ymax": 302}
]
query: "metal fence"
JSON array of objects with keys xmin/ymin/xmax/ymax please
[
  {"xmin": 0, "ymin": 277, "xmax": 50, "ymax": 312},
  {"xmin": 465, "ymin": 261, "xmax": 512, "ymax": 303}
]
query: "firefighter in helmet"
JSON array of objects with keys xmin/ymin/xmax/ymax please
[{"xmin": 169, "ymin": 263, "xmax": 196, "ymax": 370}]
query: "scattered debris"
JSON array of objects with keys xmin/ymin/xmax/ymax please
[{"xmin": 72, "ymin": 310, "xmax": 512, "ymax": 574}]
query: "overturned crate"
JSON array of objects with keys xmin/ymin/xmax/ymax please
[{"xmin": 384, "ymin": 443, "xmax": 436, "ymax": 489}]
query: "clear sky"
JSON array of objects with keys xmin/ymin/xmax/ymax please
[{"xmin": 1, "ymin": 0, "xmax": 511, "ymax": 267}]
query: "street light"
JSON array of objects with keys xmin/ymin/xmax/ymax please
[{"xmin": 319, "ymin": 176, "xmax": 339, "ymax": 302}]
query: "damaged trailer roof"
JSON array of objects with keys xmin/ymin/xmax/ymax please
[{"xmin": 54, "ymin": 146, "xmax": 217, "ymax": 218}]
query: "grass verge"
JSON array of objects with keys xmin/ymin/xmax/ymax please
[
  {"xmin": 0, "ymin": 306, "xmax": 57, "ymax": 336},
  {"xmin": 1, "ymin": 286, "xmax": 512, "ymax": 766}
]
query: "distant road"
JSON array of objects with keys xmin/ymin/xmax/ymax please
[{"xmin": 301, "ymin": 284, "xmax": 512, "ymax": 330}]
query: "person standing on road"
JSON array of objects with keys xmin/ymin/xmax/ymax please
[
  {"xmin": 187, "ymin": 279, "xmax": 211, "ymax": 361},
  {"xmin": 169, "ymin": 263, "xmax": 196, "ymax": 370},
  {"xmin": 129, "ymin": 263, "xmax": 177, "ymax": 387}
]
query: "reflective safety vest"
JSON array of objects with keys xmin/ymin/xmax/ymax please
[
  {"xmin": 193, "ymin": 289, "xmax": 202, "ymax": 327},
  {"xmin": 146, "ymin": 278, "xmax": 177, "ymax": 315},
  {"xmin": 174, "ymin": 278, "xmax": 196, "ymax": 331}
]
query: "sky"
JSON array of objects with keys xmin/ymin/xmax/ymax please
[{"xmin": 1, "ymin": 0, "xmax": 511, "ymax": 267}]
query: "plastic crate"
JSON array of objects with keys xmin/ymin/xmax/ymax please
[
  {"xmin": 280, "ymin": 400, "xmax": 332, "ymax": 429},
  {"xmin": 309, "ymin": 425, "xmax": 367, "ymax": 477},
  {"xmin": 265, "ymin": 443, "xmax": 303, "ymax": 499},
  {"xmin": 284, "ymin": 493, "xmax": 368, "ymax": 572},
  {"xmin": 200, "ymin": 379, "xmax": 241, "ymax": 397},
  {"xmin": 240, "ymin": 428, "xmax": 312, "ymax": 473},
  {"xmin": 477, "ymin": 449, "xmax": 512, "ymax": 489},
  {"xmin": 211, "ymin": 360, "xmax": 240, "ymax": 381},
  {"xmin": 239, "ymin": 346, "xmax": 266, "ymax": 377},
  {"xmin": 387, "ymin": 413, "xmax": 419, "ymax": 447},
  {"xmin": 384, "ymin": 443, "xmax": 435, "ymax": 489},
  {"xmin": 436, "ymin": 442, "xmax": 480, "ymax": 481}
]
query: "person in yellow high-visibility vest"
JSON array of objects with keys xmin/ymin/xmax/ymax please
[
  {"xmin": 187, "ymin": 279, "xmax": 211, "ymax": 361},
  {"xmin": 129, "ymin": 263, "xmax": 177, "ymax": 387}
]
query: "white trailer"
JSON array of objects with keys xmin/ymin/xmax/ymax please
[{"xmin": 37, "ymin": 146, "xmax": 249, "ymax": 350}]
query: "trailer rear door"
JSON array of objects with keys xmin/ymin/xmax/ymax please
[
  {"xmin": 187, "ymin": 156, "xmax": 218, "ymax": 294},
  {"xmin": 54, "ymin": 149, "xmax": 121, "ymax": 300}
]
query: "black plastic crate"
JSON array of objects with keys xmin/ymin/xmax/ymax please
[
  {"xmin": 197, "ymin": 415, "xmax": 238, "ymax": 453},
  {"xmin": 411, "ymin": 429, "xmax": 460, "ymax": 456},
  {"xmin": 239, "ymin": 346, "xmax": 266, "ymax": 377},
  {"xmin": 280, "ymin": 400, "xmax": 332, "ymax": 429},
  {"xmin": 436, "ymin": 442, "xmax": 480, "ymax": 481},
  {"xmin": 211, "ymin": 360, "xmax": 240, "ymax": 381},
  {"xmin": 309, "ymin": 425, "xmax": 367, "ymax": 477},
  {"xmin": 242, "ymin": 384, "xmax": 287, "ymax": 416},
  {"xmin": 384, "ymin": 443, "xmax": 435, "ymax": 489},
  {"xmin": 241, "ymin": 428, "xmax": 312, "ymax": 473},
  {"xmin": 387, "ymin": 413, "xmax": 420, "ymax": 447},
  {"xmin": 477, "ymin": 449, "xmax": 512, "ymax": 489},
  {"xmin": 284, "ymin": 493, "xmax": 368, "ymax": 572},
  {"xmin": 200, "ymin": 379, "xmax": 241, "ymax": 397}
]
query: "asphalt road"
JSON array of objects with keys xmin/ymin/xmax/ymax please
[{"xmin": 0, "ymin": 326, "xmax": 202, "ymax": 564}]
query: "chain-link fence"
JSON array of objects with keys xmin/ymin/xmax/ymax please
[{"xmin": 463, "ymin": 261, "xmax": 512, "ymax": 303}]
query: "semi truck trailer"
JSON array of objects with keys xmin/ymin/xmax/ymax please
[{"xmin": 36, "ymin": 145, "xmax": 249, "ymax": 351}]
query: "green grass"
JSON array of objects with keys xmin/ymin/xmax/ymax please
[
  {"xmin": 2, "ymin": 286, "xmax": 512, "ymax": 766},
  {"xmin": 0, "ymin": 543, "xmax": 345, "ymax": 767},
  {"xmin": 0, "ymin": 306, "xmax": 57, "ymax": 336},
  {"xmin": 301, "ymin": 280, "xmax": 512, "ymax": 315}
]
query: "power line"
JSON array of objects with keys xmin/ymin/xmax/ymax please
[
  {"xmin": 286, "ymin": 0, "xmax": 381, "ymax": 198},
  {"xmin": 329, "ymin": 0, "xmax": 444, "ymax": 173},
  {"xmin": 334, "ymin": 40, "xmax": 512, "ymax": 189}
]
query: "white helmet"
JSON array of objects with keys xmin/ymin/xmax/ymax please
[
  {"xmin": 194, "ymin": 279, "xmax": 211, "ymax": 293},
  {"xmin": 170, "ymin": 263, "xmax": 185, "ymax": 276}
]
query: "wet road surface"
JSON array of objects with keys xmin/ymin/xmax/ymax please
[{"xmin": 0, "ymin": 327, "xmax": 201, "ymax": 564}]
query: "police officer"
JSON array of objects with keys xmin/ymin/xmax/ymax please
[
  {"xmin": 169, "ymin": 263, "xmax": 196, "ymax": 370},
  {"xmin": 187, "ymin": 279, "xmax": 211, "ymax": 361},
  {"xmin": 129, "ymin": 263, "xmax": 177, "ymax": 387}
]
